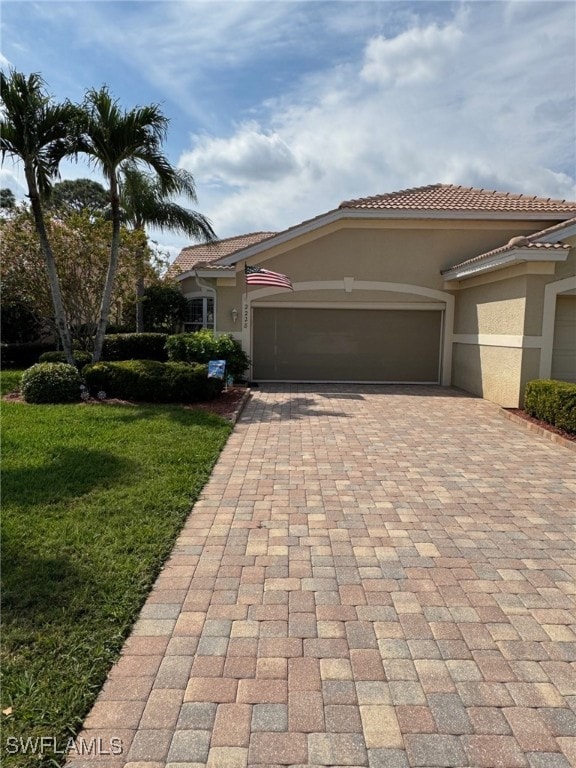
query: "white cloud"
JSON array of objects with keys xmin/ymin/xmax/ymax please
[
  {"xmin": 361, "ymin": 21, "xmax": 464, "ymax": 86},
  {"xmin": 177, "ymin": 2, "xmax": 576, "ymax": 238},
  {"xmin": 181, "ymin": 124, "xmax": 299, "ymax": 185},
  {"xmin": 0, "ymin": 168, "xmax": 26, "ymax": 200}
]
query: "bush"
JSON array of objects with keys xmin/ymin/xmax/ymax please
[
  {"xmin": 0, "ymin": 342, "xmax": 55, "ymax": 369},
  {"xmin": 83, "ymin": 360, "xmax": 223, "ymax": 403},
  {"xmin": 21, "ymin": 363, "xmax": 82, "ymax": 404},
  {"xmin": 102, "ymin": 333, "xmax": 168, "ymax": 362},
  {"xmin": 39, "ymin": 350, "xmax": 93, "ymax": 369},
  {"xmin": 166, "ymin": 330, "xmax": 250, "ymax": 380},
  {"xmin": 524, "ymin": 379, "xmax": 576, "ymax": 434}
]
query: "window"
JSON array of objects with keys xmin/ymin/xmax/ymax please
[{"xmin": 184, "ymin": 296, "xmax": 214, "ymax": 332}]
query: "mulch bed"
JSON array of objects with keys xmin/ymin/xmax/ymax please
[
  {"xmin": 3, "ymin": 387, "xmax": 249, "ymax": 422},
  {"xmin": 505, "ymin": 408, "xmax": 576, "ymax": 443}
]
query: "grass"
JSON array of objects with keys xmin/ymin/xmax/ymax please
[{"xmin": 0, "ymin": 370, "xmax": 232, "ymax": 767}]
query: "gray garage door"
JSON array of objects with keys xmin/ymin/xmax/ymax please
[
  {"xmin": 551, "ymin": 295, "xmax": 576, "ymax": 383},
  {"xmin": 252, "ymin": 307, "xmax": 442, "ymax": 382}
]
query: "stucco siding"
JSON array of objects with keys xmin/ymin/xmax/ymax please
[
  {"xmin": 453, "ymin": 277, "xmax": 527, "ymax": 336},
  {"xmin": 452, "ymin": 343, "xmax": 523, "ymax": 406}
]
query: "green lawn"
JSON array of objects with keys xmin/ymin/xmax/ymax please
[{"xmin": 0, "ymin": 371, "xmax": 232, "ymax": 767}]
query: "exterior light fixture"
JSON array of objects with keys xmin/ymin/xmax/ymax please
[{"xmin": 231, "ymin": 308, "xmax": 238, "ymax": 323}]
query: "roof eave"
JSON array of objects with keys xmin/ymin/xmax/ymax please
[
  {"xmin": 442, "ymin": 246, "xmax": 570, "ymax": 282},
  {"xmin": 175, "ymin": 267, "xmax": 235, "ymax": 281}
]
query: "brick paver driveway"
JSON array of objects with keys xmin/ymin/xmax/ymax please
[{"xmin": 72, "ymin": 385, "xmax": 576, "ymax": 768}]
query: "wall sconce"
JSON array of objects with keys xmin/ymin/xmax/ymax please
[{"xmin": 231, "ymin": 308, "xmax": 238, "ymax": 324}]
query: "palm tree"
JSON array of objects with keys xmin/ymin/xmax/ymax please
[
  {"xmin": 119, "ymin": 163, "xmax": 216, "ymax": 332},
  {"xmin": 77, "ymin": 86, "xmax": 182, "ymax": 361},
  {"xmin": 0, "ymin": 70, "xmax": 77, "ymax": 363}
]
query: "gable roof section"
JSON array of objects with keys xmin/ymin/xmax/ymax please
[
  {"xmin": 211, "ymin": 184, "xmax": 576, "ymax": 269},
  {"xmin": 339, "ymin": 184, "xmax": 576, "ymax": 214},
  {"xmin": 442, "ymin": 217, "xmax": 576, "ymax": 280},
  {"xmin": 171, "ymin": 185, "xmax": 576, "ymax": 279},
  {"xmin": 168, "ymin": 232, "xmax": 276, "ymax": 277}
]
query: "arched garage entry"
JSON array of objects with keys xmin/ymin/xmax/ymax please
[{"xmin": 243, "ymin": 280, "xmax": 455, "ymax": 384}]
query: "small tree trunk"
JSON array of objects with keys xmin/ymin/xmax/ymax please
[
  {"xmin": 135, "ymin": 245, "xmax": 145, "ymax": 333},
  {"xmin": 92, "ymin": 180, "xmax": 122, "ymax": 362},
  {"xmin": 25, "ymin": 166, "xmax": 75, "ymax": 365}
]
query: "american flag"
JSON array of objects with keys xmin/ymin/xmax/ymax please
[{"xmin": 245, "ymin": 265, "xmax": 293, "ymax": 290}]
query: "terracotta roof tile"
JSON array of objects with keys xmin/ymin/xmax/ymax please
[
  {"xmin": 339, "ymin": 184, "xmax": 576, "ymax": 213},
  {"xmin": 168, "ymin": 232, "xmax": 276, "ymax": 276}
]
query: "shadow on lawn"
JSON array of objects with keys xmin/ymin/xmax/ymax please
[
  {"xmin": 1, "ymin": 446, "xmax": 136, "ymax": 507},
  {"xmin": 0, "ymin": 535, "xmax": 87, "ymax": 621}
]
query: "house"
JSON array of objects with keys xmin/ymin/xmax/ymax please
[{"xmin": 169, "ymin": 184, "xmax": 576, "ymax": 407}]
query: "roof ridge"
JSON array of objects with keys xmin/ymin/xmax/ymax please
[{"xmin": 338, "ymin": 183, "xmax": 576, "ymax": 211}]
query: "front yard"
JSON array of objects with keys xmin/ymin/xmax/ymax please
[{"xmin": 0, "ymin": 371, "xmax": 232, "ymax": 767}]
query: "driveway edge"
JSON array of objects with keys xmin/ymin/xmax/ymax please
[{"xmin": 500, "ymin": 407, "xmax": 576, "ymax": 452}]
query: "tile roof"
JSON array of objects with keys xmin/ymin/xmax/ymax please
[
  {"xmin": 443, "ymin": 218, "xmax": 576, "ymax": 276},
  {"xmin": 442, "ymin": 241, "xmax": 571, "ymax": 276},
  {"xmin": 339, "ymin": 184, "xmax": 576, "ymax": 213},
  {"xmin": 168, "ymin": 232, "xmax": 276, "ymax": 276}
]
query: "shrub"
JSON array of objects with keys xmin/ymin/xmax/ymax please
[
  {"xmin": 39, "ymin": 350, "xmax": 93, "ymax": 369},
  {"xmin": 83, "ymin": 360, "xmax": 223, "ymax": 403},
  {"xmin": 166, "ymin": 330, "xmax": 250, "ymax": 380},
  {"xmin": 101, "ymin": 333, "xmax": 168, "ymax": 362},
  {"xmin": 524, "ymin": 379, "xmax": 576, "ymax": 434},
  {"xmin": 21, "ymin": 363, "xmax": 82, "ymax": 404},
  {"xmin": 0, "ymin": 342, "xmax": 55, "ymax": 369}
]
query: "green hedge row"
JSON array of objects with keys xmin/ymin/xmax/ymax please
[
  {"xmin": 30, "ymin": 332, "xmax": 250, "ymax": 380},
  {"xmin": 1, "ymin": 342, "xmax": 56, "ymax": 369},
  {"xmin": 102, "ymin": 333, "xmax": 169, "ymax": 361},
  {"xmin": 524, "ymin": 379, "xmax": 576, "ymax": 434},
  {"xmin": 83, "ymin": 360, "xmax": 223, "ymax": 403},
  {"xmin": 39, "ymin": 350, "xmax": 93, "ymax": 369}
]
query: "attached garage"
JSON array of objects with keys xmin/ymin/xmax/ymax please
[{"xmin": 252, "ymin": 307, "xmax": 443, "ymax": 382}]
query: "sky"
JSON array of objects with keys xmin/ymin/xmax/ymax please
[{"xmin": 2, "ymin": 0, "xmax": 575, "ymax": 260}]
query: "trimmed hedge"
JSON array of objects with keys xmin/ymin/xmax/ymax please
[
  {"xmin": 101, "ymin": 333, "xmax": 168, "ymax": 362},
  {"xmin": 524, "ymin": 379, "xmax": 576, "ymax": 434},
  {"xmin": 39, "ymin": 350, "xmax": 93, "ymax": 369},
  {"xmin": 83, "ymin": 360, "xmax": 223, "ymax": 403},
  {"xmin": 1, "ymin": 342, "xmax": 55, "ymax": 369},
  {"xmin": 21, "ymin": 363, "xmax": 82, "ymax": 404},
  {"xmin": 166, "ymin": 330, "xmax": 250, "ymax": 379}
]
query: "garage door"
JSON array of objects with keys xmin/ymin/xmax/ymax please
[
  {"xmin": 252, "ymin": 307, "xmax": 442, "ymax": 382},
  {"xmin": 551, "ymin": 295, "xmax": 576, "ymax": 383}
]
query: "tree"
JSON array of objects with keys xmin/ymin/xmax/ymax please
[
  {"xmin": 48, "ymin": 178, "xmax": 108, "ymax": 215},
  {"xmin": 119, "ymin": 163, "xmax": 215, "ymax": 331},
  {"xmin": 76, "ymin": 86, "xmax": 185, "ymax": 362},
  {"xmin": 1, "ymin": 207, "xmax": 151, "ymax": 348},
  {"xmin": 0, "ymin": 70, "xmax": 78, "ymax": 364},
  {"xmin": 123, "ymin": 284, "xmax": 188, "ymax": 333},
  {"xmin": 0, "ymin": 187, "xmax": 16, "ymax": 209}
]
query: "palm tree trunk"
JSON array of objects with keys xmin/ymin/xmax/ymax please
[
  {"xmin": 92, "ymin": 179, "xmax": 122, "ymax": 362},
  {"xmin": 25, "ymin": 165, "xmax": 75, "ymax": 365}
]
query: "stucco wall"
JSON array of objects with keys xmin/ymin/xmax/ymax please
[
  {"xmin": 452, "ymin": 343, "xmax": 523, "ymax": 406},
  {"xmin": 244, "ymin": 220, "xmax": 549, "ymax": 291},
  {"xmin": 453, "ymin": 276, "xmax": 527, "ymax": 336}
]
